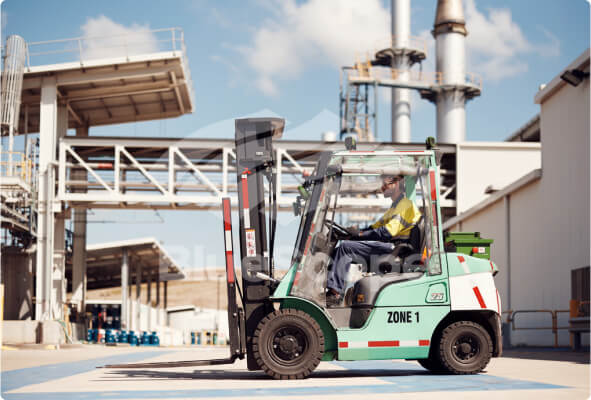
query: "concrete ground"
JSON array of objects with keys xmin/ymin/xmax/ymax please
[{"xmin": 1, "ymin": 344, "xmax": 589, "ymax": 400}]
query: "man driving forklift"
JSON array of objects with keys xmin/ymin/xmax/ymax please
[{"xmin": 326, "ymin": 174, "xmax": 422, "ymax": 306}]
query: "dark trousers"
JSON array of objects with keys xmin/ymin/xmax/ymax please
[{"xmin": 327, "ymin": 240, "xmax": 395, "ymax": 294}]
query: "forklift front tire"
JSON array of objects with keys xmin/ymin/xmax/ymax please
[{"xmin": 253, "ymin": 309, "xmax": 324, "ymax": 380}]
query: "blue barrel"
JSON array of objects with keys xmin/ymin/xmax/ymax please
[
  {"xmin": 150, "ymin": 332, "xmax": 159, "ymax": 346},
  {"xmin": 196, "ymin": 331, "xmax": 202, "ymax": 345},
  {"xmin": 87, "ymin": 329, "xmax": 96, "ymax": 343},
  {"xmin": 191, "ymin": 332, "xmax": 195, "ymax": 345},
  {"xmin": 140, "ymin": 331, "xmax": 151, "ymax": 345},
  {"xmin": 128, "ymin": 331, "xmax": 138, "ymax": 346},
  {"xmin": 118, "ymin": 330, "xmax": 128, "ymax": 343},
  {"xmin": 105, "ymin": 329, "xmax": 116, "ymax": 344}
]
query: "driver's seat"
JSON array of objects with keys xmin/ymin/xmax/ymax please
[{"xmin": 374, "ymin": 215, "xmax": 425, "ymax": 274}]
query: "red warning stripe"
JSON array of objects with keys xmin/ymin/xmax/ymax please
[
  {"xmin": 337, "ymin": 340, "xmax": 430, "ymax": 348},
  {"xmin": 241, "ymin": 175, "xmax": 249, "ymax": 209},
  {"xmin": 429, "ymin": 170, "xmax": 437, "ymax": 201},
  {"xmin": 225, "ymin": 252, "xmax": 235, "ymax": 283},
  {"xmin": 489, "ymin": 261, "xmax": 494, "ymax": 271},
  {"xmin": 222, "ymin": 198, "xmax": 235, "ymax": 284},
  {"xmin": 368, "ymin": 340, "xmax": 399, "ymax": 347},
  {"xmin": 223, "ymin": 199, "xmax": 232, "ymax": 231},
  {"xmin": 473, "ymin": 286, "xmax": 487, "ymax": 309}
]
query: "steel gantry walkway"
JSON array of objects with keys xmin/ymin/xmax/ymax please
[{"xmin": 57, "ymin": 136, "xmax": 458, "ymax": 212}]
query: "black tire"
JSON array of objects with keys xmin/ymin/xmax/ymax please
[
  {"xmin": 417, "ymin": 357, "xmax": 445, "ymax": 373},
  {"xmin": 253, "ymin": 309, "xmax": 324, "ymax": 380},
  {"xmin": 438, "ymin": 320, "xmax": 492, "ymax": 374}
]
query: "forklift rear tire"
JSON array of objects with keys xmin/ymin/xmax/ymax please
[
  {"xmin": 253, "ymin": 309, "xmax": 324, "ymax": 380},
  {"xmin": 438, "ymin": 320, "xmax": 492, "ymax": 374}
]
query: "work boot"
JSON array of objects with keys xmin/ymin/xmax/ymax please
[{"xmin": 326, "ymin": 289, "xmax": 342, "ymax": 307}]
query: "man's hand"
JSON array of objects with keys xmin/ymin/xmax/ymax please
[{"xmin": 347, "ymin": 225, "xmax": 360, "ymax": 237}]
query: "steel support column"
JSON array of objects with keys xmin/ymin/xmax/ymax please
[
  {"xmin": 71, "ymin": 124, "xmax": 89, "ymax": 315},
  {"xmin": 121, "ymin": 248, "xmax": 129, "ymax": 330},
  {"xmin": 35, "ymin": 77, "xmax": 57, "ymax": 320},
  {"xmin": 156, "ymin": 273, "xmax": 160, "ymax": 326},
  {"xmin": 135, "ymin": 264, "xmax": 142, "ymax": 331},
  {"xmin": 51, "ymin": 104, "xmax": 68, "ymax": 320},
  {"xmin": 164, "ymin": 281, "xmax": 167, "ymax": 311},
  {"xmin": 147, "ymin": 269, "xmax": 152, "ymax": 330}
]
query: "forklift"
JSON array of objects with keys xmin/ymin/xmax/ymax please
[{"xmin": 105, "ymin": 118, "xmax": 502, "ymax": 379}]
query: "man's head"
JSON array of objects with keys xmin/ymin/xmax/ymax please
[{"xmin": 381, "ymin": 174, "xmax": 405, "ymax": 199}]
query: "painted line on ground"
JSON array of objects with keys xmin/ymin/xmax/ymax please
[
  {"xmin": 1, "ymin": 377, "xmax": 566, "ymax": 400},
  {"xmin": 1, "ymin": 350, "xmax": 171, "ymax": 393},
  {"xmin": 2, "ymin": 359, "xmax": 566, "ymax": 400}
]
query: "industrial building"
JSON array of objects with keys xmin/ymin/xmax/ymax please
[
  {"xmin": 445, "ymin": 49, "xmax": 590, "ymax": 347},
  {"xmin": 0, "ymin": 0, "xmax": 588, "ymax": 349}
]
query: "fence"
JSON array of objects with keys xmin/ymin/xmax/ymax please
[{"xmin": 504, "ymin": 309, "xmax": 572, "ymax": 348}]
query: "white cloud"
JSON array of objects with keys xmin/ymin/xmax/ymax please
[
  {"xmin": 80, "ymin": 15, "xmax": 159, "ymax": 60},
  {"xmin": 240, "ymin": 0, "xmax": 390, "ymax": 95},
  {"xmin": 464, "ymin": 0, "xmax": 560, "ymax": 81}
]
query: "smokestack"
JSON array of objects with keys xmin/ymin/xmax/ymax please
[
  {"xmin": 391, "ymin": 0, "xmax": 412, "ymax": 143},
  {"xmin": 432, "ymin": 0, "xmax": 478, "ymax": 144}
]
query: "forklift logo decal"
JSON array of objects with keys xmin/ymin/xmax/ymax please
[
  {"xmin": 457, "ymin": 255, "xmax": 487, "ymax": 309},
  {"xmin": 339, "ymin": 340, "xmax": 430, "ymax": 349}
]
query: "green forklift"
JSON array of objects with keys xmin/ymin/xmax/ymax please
[{"xmin": 105, "ymin": 118, "xmax": 502, "ymax": 379}]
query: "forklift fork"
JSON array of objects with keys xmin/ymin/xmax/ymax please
[{"xmin": 102, "ymin": 198, "xmax": 245, "ymax": 369}]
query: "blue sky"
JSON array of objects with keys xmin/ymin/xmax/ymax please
[{"xmin": 1, "ymin": 0, "xmax": 589, "ymax": 270}]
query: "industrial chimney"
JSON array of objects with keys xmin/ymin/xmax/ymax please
[
  {"xmin": 431, "ymin": 0, "xmax": 481, "ymax": 143},
  {"xmin": 391, "ymin": 0, "xmax": 412, "ymax": 143}
]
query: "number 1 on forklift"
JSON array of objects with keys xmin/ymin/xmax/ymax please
[{"xmin": 387, "ymin": 311, "xmax": 419, "ymax": 323}]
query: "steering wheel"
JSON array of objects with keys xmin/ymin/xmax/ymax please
[{"xmin": 324, "ymin": 220, "xmax": 350, "ymax": 238}]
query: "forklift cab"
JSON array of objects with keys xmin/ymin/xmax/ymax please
[{"xmin": 286, "ymin": 151, "xmax": 441, "ymax": 318}]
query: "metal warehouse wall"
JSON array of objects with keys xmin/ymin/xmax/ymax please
[{"xmin": 447, "ymin": 51, "xmax": 590, "ymax": 346}]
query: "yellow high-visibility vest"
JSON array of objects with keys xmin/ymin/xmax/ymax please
[{"xmin": 371, "ymin": 198, "xmax": 421, "ymax": 239}]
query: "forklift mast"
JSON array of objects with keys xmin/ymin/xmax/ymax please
[{"xmin": 234, "ymin": 118, "xmax": 285, "ymax": 370}]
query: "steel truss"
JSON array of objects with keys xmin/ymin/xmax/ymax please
[{"xmin": 58, "ymin": 137, "xmax": 457, "ymax": 212}]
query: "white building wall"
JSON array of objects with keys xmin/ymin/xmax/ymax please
[
  {"xmin": 447, "ymin": 51, "xmax": 590, "ymax": 346},
  {"xmin": 538, "ymin": 73, "xmax": 590, "ymax": 270},
  {"xmin": 456, "ymin": 143, "xmax": 541, "ymax": 213}
]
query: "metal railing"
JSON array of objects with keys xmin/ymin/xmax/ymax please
[
  {"xmin": 0, "ymin": 151, "xmax": 33, "ymax": 185},
  {"xmin": 15, "ymin": 27, "xmax": 196, "ymax": 117},
  {"xmin": 345, "ymin": 64, "xmax": 483, "ymax": 90},
  {"xmin": 504, "ymin": 309, "xmax": 571, "ymax": 348},
  {"xmin": 23, "ymin": 27, "xmax": 187, "ymax": 68}
]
